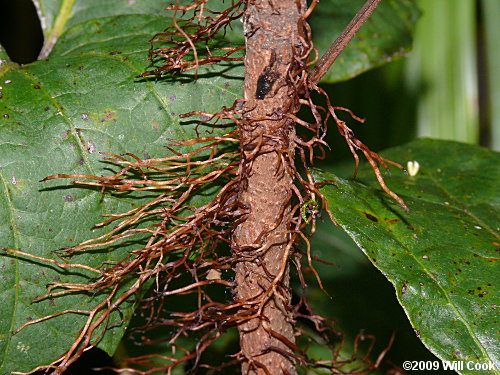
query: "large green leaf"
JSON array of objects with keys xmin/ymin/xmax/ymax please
[
  {"xmin": 310, "ymin": 0, "xmax": 420, "ymax": 82},
  {"xmin": 317, "ymin": 139, "xmax": 499, "ymax": 374},
  {"xmin": 147, "ymin": 0, "xmax": 420, "ymax": 84},
  {"xmin": 0, "ymin": 1, "xmax": 243, "ymax": 373}
]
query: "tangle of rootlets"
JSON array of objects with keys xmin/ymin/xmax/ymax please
[{"xmin": 9, "ymin": 1, "xmax": 406, "ymax": 373}]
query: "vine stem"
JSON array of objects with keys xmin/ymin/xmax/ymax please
[
  {"xmin": 309, "ymin": 0, "xmax": 382, "ymax": 83},
  {"xmin": 232, "ymin": 1, "xmax": 305, "ymax": 374}
]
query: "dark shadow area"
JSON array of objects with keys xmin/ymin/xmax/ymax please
[
  {"xmin": 0, "ymin": 0, "xmax": 43, "ymax": 64},
  {"xmin": 315, "ymin": 59, "xmax": 418, "ymax": 166},
  {"xmin": 32, "ymin": 347, "xmax": 115, "ymax": 375},
  {"xmin": 305, "ymin": 217, "xmax": 457, "ymax": 375}
]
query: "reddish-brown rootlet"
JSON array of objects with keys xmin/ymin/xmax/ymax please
[{"xmin": 6, "ymin": 1, "xmax": 409, "ymax": 374}]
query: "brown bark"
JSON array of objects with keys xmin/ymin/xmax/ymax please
[{"xmin": 232, "ymin": 1, "xmax": 305, "ymax": 374}]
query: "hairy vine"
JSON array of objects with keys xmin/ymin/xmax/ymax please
[{"xmin": 5, "ymin": 1, "xmax": 407, "ymax": 374}]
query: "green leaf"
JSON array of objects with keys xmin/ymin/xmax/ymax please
[
  {"xmin": 317, "ymin": 139, "xmax": 499, "ymax": 374},
  {"xmin": 176, "ymin": 0, "xmax": 420, "ymax": 83},
  {"xmin": 310, "ymin": 0, "xmax": 420, "ymax": 83},
  {"xmin": 33, "ymin": 0, "xmax": 169, "ymax": 59},
  {"xmin": 0, "ymin": 1, "xmax": 243, "ymax": 373}
]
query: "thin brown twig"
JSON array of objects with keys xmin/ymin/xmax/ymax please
[{"xmin": 309, "ymin": 0, "xmax": 382, "ymax": 83}]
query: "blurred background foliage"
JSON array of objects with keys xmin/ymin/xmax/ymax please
[{"xmin": 0, "ymin": 0, "xmax": 496, "ymax": 373}]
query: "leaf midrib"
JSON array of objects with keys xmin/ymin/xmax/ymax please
[{"xmin": 39, "ymin": 0, "xmax": 76, "ymax": 60}]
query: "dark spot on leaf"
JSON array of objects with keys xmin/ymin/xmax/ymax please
[
  {"xmin": 387, "ymin": 219, "xmax": 398, "ymax": 225},
  {"xmin": 3, "ymin": 114, "xmax": 9, "ymax": 118},
  {"xmin": 79, "ymin": 66, "xmax": 84, "ymax": 70},
  {"xmin": 78, "ymin": 158, "xmax": 85, "ymax": 165},
  {"xmin": 158, "ymin": 106, "xmax": 162, "ymax": 110},
  {"xmin": 104, "ymin": 110, "xmax": 116, "ymax": 120},
  {"xmin": 225, "ymin": 82, "xmax": 230, "ymax": 87},
  {"xmin": 401, "ymin": 281, "xmax": 409, "ymax": 295},
  {"xmin": 110, "ymin": 51, "xmax": 122, "ymax": 55},
  {"xmin": 99, "ymin": 118, "xmax": 105, "ymax": 122},
  {"xmin": 86, "ymin": 140, "xmax": 97, "ymax": 153},
  {"xmin": 391, "ymin": 253, "xmax": 396, "ymax": 256},
  {"xmin": 169, "ymin": 95, "xmax": 177, "ymax": 102},
  {"xmin": 473, "ymin": 253, "xmax": 479, "ymax": 257},
  {"xmin": 371, "ymin": 258, "xmax": 376, "ymax": 263},
  {"xmin": 465, "ymin": 261, "xmax": 470, "ymax": 265},
  {"xmin": 468, "ymin": 290, "xmax": 475, "ymax": 295},
  {"xmin": 34, "ymin": 85, "xmax": 40, "ymax": 89},
  {"xmin": 64, "ymin": 194, "xmax": 75, "ymax": 202},
  {"xmin": 477, "ymin": 287, "xmax": 482, "ymax": 290},
  {"xmin": 49, "ymin": 299, "xmax": 56, "ymax": 306},
  {"xmin": 44, "ymin": 106, "xmax": 50, "ymax": 111},
  {"xmin": 363, "ymin": 212, "xmax": 378, "ymax": 222}
]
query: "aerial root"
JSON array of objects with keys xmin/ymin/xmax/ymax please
[{"xmin": 9, "ymin": 1, "xmax": 410, "ymax": 374}]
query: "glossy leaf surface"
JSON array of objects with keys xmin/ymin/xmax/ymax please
[
  {"xmin": 0, "ymin": 0, "xmax": 423, "ymax": 372},
  {"xmin": 317, "ymin": 139, "xmax": 499, "ymax": 374},
  {"xmin": 311, "ymin": 0, "xmax": 420, "ymax": 82}
]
